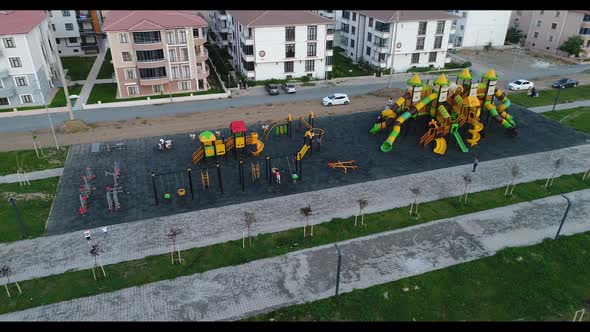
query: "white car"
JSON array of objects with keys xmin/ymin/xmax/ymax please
[
  {"xmin": 282, "ymin": 83, "xmax": 297, "ymax": 94},
  {"xmin": 507, "ymin": 79, "xmax": 534, "ymax": 91},
  {"xmin": 322, "ymin": 93, "xmax": 350, "ymax": 106}
]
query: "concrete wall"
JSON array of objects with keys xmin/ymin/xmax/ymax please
[
  {"xmin": 461, "ymin": 11, "xmax": 511, "ymax": 47},
  {"xmin": 525, "ymin": 10, "xmax": 584, "ymax": 56}
]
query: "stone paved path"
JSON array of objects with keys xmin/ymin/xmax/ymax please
[
  {"xmin": 2, "ymin": 189, "xmax": 588, "ymax": 321},
  {"xmin": 528, "ymin": 100, "xmax": 590, "ymax": 113},
  {"xmin": 0, "ymin": 168, "xmax": 63, "ymax": 184},
  {"xmin": 1, "ymin": 144, "xmax": 589, "ymax": 284},
  {"xmin": 74, "ymin": 41, "xmax": 108, "ymax": 109}
]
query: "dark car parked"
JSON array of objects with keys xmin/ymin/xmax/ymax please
[
  {"xmin": 552, "ymin": 78, "xmax": 579, "ymax": 89},
  {"xmin": 264, "ymin": 84, "xmax": 280, "ymax": 95}
]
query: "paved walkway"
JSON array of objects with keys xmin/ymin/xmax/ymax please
[
  {"xmin": 2, "ymin": 189, "xmax": 589, "ymax": 321},
  {"xmin": 1, "ymin": 143, "xmax": 589, "ymax": 284},
  {"xmin": 74, "ymin": 42, "xmax": 108, "ymax": 109},
  {"xmin": 0, "ymin": 168, "xmax": 63, "ymax": 184},
  {"xmin": 528, "ymin": 100, "xmax": 590, "ymax": 113}
]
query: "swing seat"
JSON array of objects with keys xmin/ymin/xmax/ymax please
[
  {"xmin": 164, "ymin": 193, "xmax": 171, "ymax": 199},
  {"xmin": 177, "ymin": 188, "xmax": 186, "ymax": 196}
]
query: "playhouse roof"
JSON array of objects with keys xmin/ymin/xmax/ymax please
[
  {"xmin": 458, "ymin": 68, "xmax": 472, "ymax": 81},
  {"xmin": 465, "ymin": 96, "xmax": 481, "ymax": 108},
  {"xmin": 229, "ymin": 120, "xmax": 247, "ymax": 133},
  {"xmin": 433, "ymin": 74, "xmax": 450, "ymax": 86},
  {"xmin": 199, "ymin": 130, "xmax": 216, "ymax": 143},
  {"xmin": 482, "ymin": 69, "xmax": 498, "ymax": 81},
  {"xmin": 406, "ymin": 74, "xmax": 423, "ymax": 87}
]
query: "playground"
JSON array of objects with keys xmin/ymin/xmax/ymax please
[{"xmin": 45, "ymin": 71, "xmax": 590, "ymax": 235}]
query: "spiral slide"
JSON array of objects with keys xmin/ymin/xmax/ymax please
[
  {"xmin": 369, "ymin": 92, "xmax": 411, "ymax": 135},
  {"xmin": 465, "ymin": 120, "xmax": 483, "ymax": 147}
]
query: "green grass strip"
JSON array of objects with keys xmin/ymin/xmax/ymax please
[
  {"xmin": 0, "ymin": 172, "xmax": 588, "ymax": 315},
  {"xmin": 0, "ymin": 147, "xmax": 69, "ymax": 176},
  {"xmin": 508, "ymin": 84, "xmax": 590, "ymax": 108},
  {"xmin": 541, "ymin": 106, "xmax": 590, "ymax": 135}
]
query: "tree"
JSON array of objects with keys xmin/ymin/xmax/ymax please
[
  {"xmin": 300, "ymin": 205, "xmax": 313, "ymax": 237},
  {"xmin": 505, "ymin": 27, "xmax": 525, "ymax": 45},
  {"xmin": 505, "ymin": 164, "xmax": 520, "ymax": 197},
  {"xmin": 0, "ymin": 264, "xmax": 21, "ymax": 298},
  {"xmin": 166, "ymin": 227, "xmax": 184, "ymax": 264},
  {"xmin": 89, "ymin": 243, "xmax": 107, "ymax": 280},
  {"xmin": 355, "ymin": 197, "xmax": 368, "ymax": 227},
  {"xmin": 243, "ymin": 211, "xmax": 257, "ymax": 248},
  {"xmin": 559, "ymin": 36, "xmax": 584, "ymax": 57},
  {"xmin": 460, "ymin": 175, "xmax": 472, "ymax": 203},
  {"xmin": 409, "ymin": 188, "xmax": 421, "ymax": 216},
  {"xmin": 544, "ymin": 158, "xmax": 562, "ymax": 189}
]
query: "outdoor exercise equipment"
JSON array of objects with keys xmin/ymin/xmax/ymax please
[
  {"xmin": 251, "ymin": 161, "xmax": 260, "ymax": 182},
  {"xmin": 328, "ymin": 160, "xmax": 358, "ymax": 175},
  {"xmin": 106, "ymin": 185, "xmax": 122, "ymax": 212},
  {"xmin": 370, "ymin": 68, "xmax": 517, "ymax": 155}
]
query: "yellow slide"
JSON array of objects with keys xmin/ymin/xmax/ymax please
[
  {"xmin": 251, "ymin": 140, "xmax": 264, "ymax": 157},
  {"xmin": 466, "ymin": 121, "xmax": 483, "ymax": 147},
  {"xmin": 296, "ymin": 144, "xmax": 310, "ymax": 160},
  {"xmin": 433, "ymin": 138, "xmax": 447, "ymax": 155}
]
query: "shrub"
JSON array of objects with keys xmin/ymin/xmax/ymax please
[{"xmin": 462, "ymin": 61, "xmax": 472, "ymax": 68}]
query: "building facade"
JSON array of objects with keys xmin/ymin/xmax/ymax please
[
  {"xmin": 0, "ymin": 10, "xmax": 58, "ymax": 109},
  {"xmin": 447, "ymin": 10, "xmax": 511, "ymax": 48},
  {"xmin": 103, "ymin": 10, "xmax": 210, "ymax": 99},
  {"xmin": 336, "ymin": 11, "xmax": 453, "ymax": 73},
  {"xmin": 212, "ymin": 11, "xmax": 334, "ymax": 81},
  {"xmin": 49, "ymin": 10, "xmax": 103, "ymax": 55}
]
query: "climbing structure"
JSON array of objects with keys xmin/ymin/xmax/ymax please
[{"xmin": 369, "ymin": 68, "xmax": 517, "ymax": 155}]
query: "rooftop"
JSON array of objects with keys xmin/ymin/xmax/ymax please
[
  {"xmin": 228, "ymin": 10, "xmax": 333, "ymax": 28},
  {"xmin": 103, "ymin": 10, "xmax": 207, "ymax": 32},
  {"xmin": 0, "ymin": 10, "xmax": 47, "ymax": 35},
  {"xmin": 354, "ymin": 10, "xmax": 455, "ymax": 23}
]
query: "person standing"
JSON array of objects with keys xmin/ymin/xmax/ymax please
[{"xmin": 472, "ymin": 156, "xmax": 479, "ymax": 172}]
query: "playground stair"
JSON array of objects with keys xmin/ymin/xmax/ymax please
[{"xmin": 192, "ymin": 147, "xmax": 204, "ymax": 165}]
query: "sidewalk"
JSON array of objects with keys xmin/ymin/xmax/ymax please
[
  {"xmin": 0, "ymin": 168, "xmax": 63, "ymax": 184},
  {"xmin": 74, "ymin": 42, "xmax": 108, "ymax": 109},
  {"xmin": 1, "ymin": 143, "xmax": 589, "ymax": 284},
  {"xmin": 528, "ymin": 100, "xmax": 590, "ymax": 113},
  {"xmin": 2, "ymin": 189, "xmax": 588, "ymax": 321}
]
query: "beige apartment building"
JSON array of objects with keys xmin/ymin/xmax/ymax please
[{"xmin": 103, "ymin": 10, "xmax": 210, "ymax": 99}]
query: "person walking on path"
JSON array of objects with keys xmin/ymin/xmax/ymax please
[
  {"xmin": 102, "ymin": 226, "xmax": 108, "ymax": 236},
  {"xmin": 472, "ymin": 156, "xmax": 479, "ymax": 172}
]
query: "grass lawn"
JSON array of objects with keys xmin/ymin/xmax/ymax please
[
  {"xmin": 9, "ymin": 86, "xmax": 84, "ymax": 112},
  {"xmin": 87, "ymin": 83, "xmax": 224, "ymax": 104},
  {"xmin": 541, "ymin": 107, "xmax": 590, "ymax": 135},
  {"xmin": 60, "ymin": 56, "xmax": 97, "ymax": 81},
  {"xmin": 251, "ymin": 231, "xmax": 590, "ymax": 321},
  {"xmin": 0, "ymin": 177, "xmax": 60, "ymax": 243},
  {"xmin": 332, "ymin": 47, "xmax": 373, "ymax": 78},
  {"xmin": 96, "ymin": 49, "xmax": 114, "ymax": 79},
  {"xmin": 0, "ymin": 147, "xmax": 69, "ymax": 176},
  {"xmin": 508, "ymin": 84, "xmax": 590, "ymax": 108},
  {"xmin": 0, "ymin": 172, "xmax": 588, "ymax": 315}
]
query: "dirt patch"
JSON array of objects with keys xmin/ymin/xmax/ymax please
[
  {"xmin": 0, "ymin": 192, "xmax": 52, "ymax": 200},
  {"xmin": 57, "ymin": 119, "xmax": 91, "ymax": 134},
  {"xmin": 369, "ymin": 87, "xmax": 405, "ymax": 98}
]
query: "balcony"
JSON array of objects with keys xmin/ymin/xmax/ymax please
[
  {"xmin": 325, "ymin": 49, "xmax": 333, "ymax": 56},
  {"xmin": 327, "ymin": 31, "xmax": 334, "ymax": 41},
  {"xmin": 81, "ymin": 42, "xmax": 98, "ymax": 49},
  {"xmin": 195, "ymin": 48, "xmax": 209, "ymax": 62},
  {"xmin": 0, "ymin": 69, "xmax": 8, "ymax": 79},
  {"xmin": 78, "ymin": 28, "xmax": 96, "ymax": 35},
  {"xmin": 137, "ymin": 59, "xmax": 167, "ymax": 69},
  {"xmin": 374, "ymin": 44, "xmax": 390, "ymax": 53},
  {"xmin": 139, "ymin": 76, "xmax": 169, "ymax": 86},
  {"xmin": 373, "ymin": 30, "xmax": 391, "ymax": 39},
  {"xmin": 194, "ymin": 36, "xmax": 206, "ymax": 45},
  {"xmin": 217, "ymin": 11, "xmax": 228, "ymax": 21},
  {"xmin": 197, "ymin": 65, "xmax": 210, "ymax": 78},
  {"xmin": 0, "ymin": 87, "xmax": 16, "ymax": 99},
  {"xmin": 76, "ymin": 11, "xmax": 92, "ymax": 21},
  {"xmin": 134, "ymin": 42, "xmax": 164, "ymax": 51},
  {"xmin": 325, "ymin": 65, "xmax": 333, "ymax": 71}
]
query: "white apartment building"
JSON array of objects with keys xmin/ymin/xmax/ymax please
[
  {"xmin": 49, "ymin": 10, "xmax": 103, "ymax": 55},
  {"xmin": 0, "ymin": 10, "xmax": 58, "ymax": 109},
  {"xmin": 336, "ymin": 11, "xmax": 454, "ymax": 73},
  {"xmin": 212, "ymin": 11, "xmax": 334, "ymax": 81},
  {"xmin": 447, "ymin": 10, "xmax": 511, "ymax": 49}
]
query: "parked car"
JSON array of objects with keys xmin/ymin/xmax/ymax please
[
  {"xmin": 282, "ymin": 83, "xmax": 297, "ymax": 94},
  {"xmin": 264, "ymin": 84, "xmax": 280, "ymax": 95},
  {"xmin": 552, "ymin": 78, "xmax": 579, "ymax": 89},
  {"xmin": 322, "ymin": 93, "xmax": 350, "ymax": 106},
  {"xmin": 507, "ymin": 79, "xmax": 534, "ymax": 91}
]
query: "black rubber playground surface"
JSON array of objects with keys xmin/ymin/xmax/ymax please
[{"xmin": 46, "ymin": 105, "xmax": 590, "ymax": 235}]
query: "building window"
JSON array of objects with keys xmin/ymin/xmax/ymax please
[
  {"xmin": 285, "ymin": 44, "xmax": 295, "ymax": 58},
  {"xmin": 342, "ymin": 11, "xmax": 350, "ymax": 20},
  {"xmin": 166, "ymin": 30, "xmax": 176, "ymax": 44},
  {"xmin": 429, "ymin": 52, "xmax": 437, "ymax": 62},
  {"xmin": 351, "ymin": 26, "xmax": 356, "ymax": 34},
  {"xmin": 378, "ymin": 53, "xmax": 386, "ymax": 62},
  {"xmin": 536, "ymin": 20, "xmax": 542, "ymax": 27},
  {"xmin": 416, "ymin": 37, "xmax": 425, "ymax": 50},
  {"xmin": 62, "ymin": 10, "xmax": 70, "ymax": 17},
  {"xmin": 122, "ymin": 52, "xmax": 132, "ymax": 62},
  {"xmin": 119, "ymin": 33, "xmax": 129, "ymax": 43},
  {"xmin": 460, "ymin": 25, "xmax": 464, "ymax": 30},
  {"xmin": 305, "ymin": 60, "xmax": 315, "ymax": 71},
  {"xmin": 52, "ymin": 24, "xmax": 56, "ymax": 31},
  {"xmin": 180, "ymin": 47, "xmax": 189, "ymax": 62},
  {"xmin": 325, "ymin": 56, "xmax": 332, "ymax": 65},
  {"xmin": 182, "ymin": 65, "xmax": 190, "ymax": 78},
  {"xmin": 2, "ymin": 37, "xmax": 15, "ymax": 48},
  {"xmin": 555, "ymin": 11, "xmax": 560, "ymax": 17},
  {"xmin": 0, "ymin": 98, "xmax": 9, "ymax": 106},
  {"xmin": 152, "ymin": 84, "xmax": 164, "ymax": 93},
  {"xmin": 436, "ymin": 21, "xmax": 445, "ymax": 34},
  {"xmin": 193, "ymin": 28, "xmax": 200, "ymax": 38},
  {"xmin": 352, "ymin": 12, "xmax": 357, "ymax": 21},
  {"xmin": 369, "ymin": 18, "xmax": 373, "ymax": 28},
  {"xmin": 124, "ymin": 68, "xmax": 136, "ymax": 80},
  {"xmin": 171, "ymin": 66, "xmax": 180, "ymax": 79},
  {"xmin": 516, "ymin": 11, "xmax": 522, "ymax": 15},
  {"xmin": 418, "ymin": 22, "xmax": 427, "ymax": 35},
  {"xmin": 307, "ymin": 43, "xmax": 317, "ymax": 57},
  {"xmin": 367, "ymin": 32, "xmax": 372, "ymax": 42},
  {"xmin": 127, "ymin": 86, "xmax": 139, "ymax": 95},
  {"xmin": 14, "ymin": 76, "xmax": 28, "ymax": 87},
  {"xmin": 307, "ymin": 26, "xmax": 317, "ymax": 40},
  {"xmin": 551, "ymin": 23, "xmax": 557, "ymax": 30},
  {"xmin": 139, "ymin": 67, "xmax": 167, "ymax": 79},
  {"xmin": 285, "ymin": 27, "xmax": 295, "ymax": 41},
  {"xmin": 133, "ymin": 31, "xmax": 161, "ymax": 44},
  {"xmin": 433, "ymin": 36, "xmax": 443, "ymax": 49},
  {"xmin": 539, "ymin": 10, "xmax": 544, "ymax": 15},
  {"xmin": 56, "ymin": 38, "xmax": 61, "ymax": 44},
  {"xmin": 178, "ymin": 29, "xmax": 187, "ymax": 44},
  {"xmin": 69, "ymin": 37, "xmax": 78, "ymax": 43},
  {"xmin": 65, "ymin": 23, "xmax": 74, "ymax": 31},
  {"xmin": 178, "ymin": 81, "xmax": 191, "ymax": 90},
  {"xmin": 411, "ymin": 53, "xmax": 420, "ymax": 64},
  {"xmin": 136, "ymin": 49, "xmax": 164, "ymax": 62},
  {"xmin": 366, "ymin": 46, "xmax": 371, "ymax": 56},
  {"xmin": 462, "ymin": 12, "xmax": 467, "ymax": 18},
  {"xmin": 548, "ymin": 35, "xmax": 554, "ymax": 42},
  {"xmin": 584, "ymin": 15, "xmax": 590, "ymax": 22},
  {"xmin": 341, "ymin": 23, "xmax": 350, "ymax": 34},
  {"xmin": 533, "ymin": 31, "xmax": 539, "ymax": 39},
  {"xmin": 9, "ymin": 57, "xmax": 22, "ymax": 68},
  {"xmin": 350, "ymin": 39, "xmax": 355, "ymax": 48},
  {"xmin": 326, "ymin": 40, "xmax": 333, "ymax": 50},
  {"xmin": 20, "ymin": 94, "xmax": 34, "ymax": 104},
  {"xmin": 284, "ymin": 61, "xmax": 294, "ymax": 73}
]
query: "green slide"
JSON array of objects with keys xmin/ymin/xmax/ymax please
[{"xmin": 450, "ymin": 124, "xmax": 469, "ymax": 153}]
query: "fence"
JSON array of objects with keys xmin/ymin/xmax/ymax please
[{"xmin": 82, "ymin": 92, "xmax": 230, "ymax": 110}]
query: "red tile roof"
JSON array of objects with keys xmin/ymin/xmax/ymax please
[
  {"xmin": 229, "ymin": 10, "xmax": 333, "ymax": 27},
  {"xmin": 0, "ymin": 10, "xmax": 47, "ymax": 35},
  {"xmin": 103, "ymin": 10, "xmax": 207, "ymax": 32}
]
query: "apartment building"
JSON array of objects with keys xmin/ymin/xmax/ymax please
[
  {"xmin": 447, "ymin": 10, "xmax": 511, "ymax": 48},
  {"xmin": 209, "ymin": 10, "xmax": 230, "ymax": 48},
  {"xmin": 0, "ymin": 10, "xmax": 58, "ymax": 109},
  {"xmin": 103, "ymin": 10, "xmax": 210, "ymax": 99},
  {"xmin": 49, "ymin": 10, "xmax": 103, "ymax": 55},
  {"xmin": 523, "ymin": 10, "xmax": 590, "ymax": 58},
  {"xmin": 509, "ymin": 10, "xmax": 533, "ymax": 32},
  {"xmin": 212, "ymin": 11, "xmax": 334, "ymax": 81},
  {"xmin": 336, "ymin": 11, "xmax": 454, "ymax": 73}
]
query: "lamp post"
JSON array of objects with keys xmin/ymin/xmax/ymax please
[
  {"xmin": 33, "ymin": 78, "xmax": 60, "ymax": 150},
  {"xmin": 7, "ymin": 197, "xmax": 27, "ymax": 239},
  {"xmin": 552, "ymin": 86, "xmax": 562, "ymax": 112},
  {"xmin": 387, "ymin": 21, "xmax": 399, "ymax": 89}
]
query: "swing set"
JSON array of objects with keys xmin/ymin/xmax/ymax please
[{"xmin": 151, "ymin": 169, "xmax": 194, "ymax": 205}]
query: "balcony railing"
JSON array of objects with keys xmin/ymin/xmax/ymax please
[
  {"xmin": 327, "ymin": 28, "xmax": 334, "ymax": 35},
  {"xmin": 285, "ymin": 52, "xmax": 295, "ymax": 58},
  {"xmin": 78, "ymin": 28, "xmax": 95, "ymax": 35},
  {"xmin": 80, "ymin": 42, "xmax": 98, "ymax": 49},
  {"xmin": 76, "ymin": 12, "xmax": 92, "ymax": 21}
]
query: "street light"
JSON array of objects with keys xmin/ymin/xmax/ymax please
[
  {"xmin": 7, "ymin": 197, "xmax": 27, "ymax": 239},
  {"xmin": 387, "ymin": 21, "xmax": 399, "ymax": 89},
  {"xmin": 33, "ymin": 78, "xmax": 60, "ymax": 150}
]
